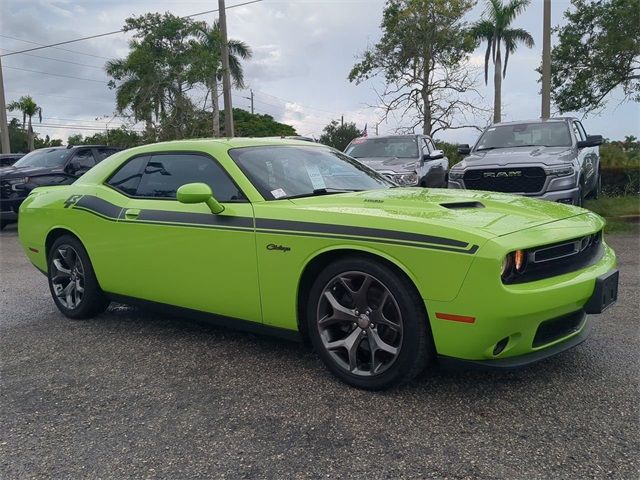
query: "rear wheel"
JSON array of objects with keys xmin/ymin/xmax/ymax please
[
  {"xmin": 307, "ymin": 256, "xmax": 432, "ymax": 389},
  {"xmin": 48, "ymin": 235, "xmax": 110, "ymax": 319}
]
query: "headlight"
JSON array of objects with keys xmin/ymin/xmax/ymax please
[
  {"xmin": 449, "ymin": 170, "xmax": 464, "ymax": 180},
  {"xmin": 546, "ymin": 166, "xmax": 575, "ymax": 177},
  {"xmin": 501, "ymin": 249, "xmax": 527, "ymax": 280},
  {"xmin": 7, "ymin": 177, "xmax": 27, "ymax": 185},
  {"xmin": 392, "ymin": 172, "xmax": 419, "ymax": 186}
]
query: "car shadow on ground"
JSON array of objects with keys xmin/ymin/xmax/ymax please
[{"xmin": 91, "ymin": 301, "xmax": 589, "ymax": 397}]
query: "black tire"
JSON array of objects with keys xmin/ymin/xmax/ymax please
[
  {"xmin": 588, "ymin": 173, "xmax": 601, "ymax": 200},
  {"xmin": 306, "ymin": 256, "xmax": 432, "ymax": 390},
  {"xmin": 0, "ymin": 220, "xmax": 7, "ymax": 231},
  {"xmin": 576, "ymin": 184, "xmax": 584, "ymax": 207},
  {"xmin": 47, "ymin": 234, "xmax": 110, "ymax": 319}
]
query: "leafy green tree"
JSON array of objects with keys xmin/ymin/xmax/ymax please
[
  {"xmin": 34, "ymin": 135, "xmax": 63, "ymax": 149},
  {"xmin": 349, "ymin": 0, "xmax": 480, "ymax": 136},
  {"xmin": 106, "ymin": 13, "xmax": 209, "ymax": 140},
  {"xmin": 170, "ymin": 105, "xmax": 296, "ymax": 139},
  {"xmin": 67, "ymin": 128, "xmax": 144, "ymax": 149},
  {"xmin": 319, "ymin": 120, "xmax": 362, "ymax": 151},
  {"xmin": 7, "ymin": 95, "xmax": 43, "ymax": 151},
  {"xmin": 196, "ymin": 21, "xmax": 252, "ymax": 137},
  {"xmin": 6, "ymin": 119, "xmax": 28, "ymax": 152},
  {"xmin": 549, "ymin": 0, "xmax": 640, "ymax": 114},
  {"xmin": 470, "ymin": 0, "xmax": 534, "ymax": 123}
]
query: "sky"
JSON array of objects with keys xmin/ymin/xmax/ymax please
[{"xmin": 1, "ymin": 0, "xmax": 638, "ymax": 146}]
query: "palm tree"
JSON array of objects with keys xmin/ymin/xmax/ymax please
[
  {"xmin": 197, "ymin": 21, "xmax": 252, "ymax": 137},
  {"xmin": 470, "ymin": 0, "xmax": 535, "ymax": 123},
  {"xmin": 7, "ymin": 96, "xmax": 42, "ymax": 151}
]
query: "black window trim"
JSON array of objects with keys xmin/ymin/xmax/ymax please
[{"xmin": 104, "ymin": 150, "xmax": 249, "ymax": 203}]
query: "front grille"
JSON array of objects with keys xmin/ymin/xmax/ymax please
[
  {"xmin": 533, "ymin": 310, "xmax": 584, "ymax": 348},
  {"xmin": 0, "ymin": 180, "xmax": 12, "ymax": 200},
  {"xmin": 463, "ymin": 167, "xmax": 546, "ymax": 193},
  {"xmin": 504, "ymin": 231, "xmax": 603, "ymax": 284}
]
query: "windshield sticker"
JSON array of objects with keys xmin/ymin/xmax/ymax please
[
  {"xmin": 270, "ymin": 188, "xmax": 287, "ymax": 199},
  {"xmin": 305, "ymin": 163, "xmax": 327, "ymax": 190}
]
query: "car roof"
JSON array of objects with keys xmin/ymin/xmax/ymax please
[
  {"xmin": 351, "ymin": 135, "xmax": 421, "ymax": 141},
  {"xmin": 491, "ymin": 117, "xmax": 576, "ymax": 127},
  {"xmin": 139, "ymin": 137, "xmax": 328, "ymax": 148}
]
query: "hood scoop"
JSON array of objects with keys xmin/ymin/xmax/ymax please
[{"xmin": 440, "ymin": 201, "xmax": 485, "ymax": 210}]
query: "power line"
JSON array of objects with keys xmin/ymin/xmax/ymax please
[
  {"xmin": 0, "ymin": 34, "xmax": 111, "ymax": 60},
  {"xmin": 3, "ymin": 66, "xmax": 108, "ymax": 84},
  {"xmin": 0, "ymin": 0, "xmax": 264, "ymax": 58},
  {"xmin": 0, "ymin": 48, "xmax": 105, "ymax": 70}
]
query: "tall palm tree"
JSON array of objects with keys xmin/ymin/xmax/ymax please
[
  {"xmin": 7, "ymin": 96, "xmax": 42, "ymax": 151},
  {"xmin": 470, "ymin": 0, "xmax": 535, "ymax": 123},
  {"xmin": 197, "ymin": 21, "xmax": 252, "ymax": 137}
]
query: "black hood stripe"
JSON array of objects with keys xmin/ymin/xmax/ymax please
[{"xmin": 71, "ymin": 195, "xmax": 478, "ymax": 254}]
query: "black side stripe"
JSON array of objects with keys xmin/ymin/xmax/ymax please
[
  {"xmin": 255, "ymin": 228, "xmax": 479, "ymax": 254},
  {"xmin": 137, "ymin": 209, "xmax": 254, "ymax": 228},
  {"xmin": 255, "ymin": 218, "xmax": 468, "ymax": 249},
  {"xmin": 75, "ymin": 195, "xmax": 123, "ymax": 219},
  {"xmin": 71, "ymin": 195, "xmax": 478, "ymax": 254}
]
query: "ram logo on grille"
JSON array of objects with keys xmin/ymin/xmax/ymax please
[{"xmin": 484, "ymin": 171, "xmax": 522, "ymax": 178}]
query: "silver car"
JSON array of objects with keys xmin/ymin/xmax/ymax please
[
  {"xmin": 344, "ymin": 135, "xmax": 449, "ymax": 187},
  {"xmin": 448, "ymin": 118, "xmax": 602, "ymax": 206}
]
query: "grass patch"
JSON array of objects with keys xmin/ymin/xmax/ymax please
[{"xmin": 584, "ymin": 196, "xmax": 640, "ymax": 234}]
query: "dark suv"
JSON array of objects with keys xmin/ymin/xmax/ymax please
[{"xmin": 0, "ymin": 145, "xmax": 121, "ymax": 229}]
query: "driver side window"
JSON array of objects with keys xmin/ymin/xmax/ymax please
[{"xmin": 68, "ymin": 149, "xmax": 96, "ymax": 173}]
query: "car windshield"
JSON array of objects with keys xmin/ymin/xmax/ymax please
[
  {"xmin": 13, "ymin": 149, "xmax": 70, "ymax": 168},
  {"xmin": 345, "ymin": 137, "xmax": 419, "ymax": 159},
  {"xmin": 475, "ymin": 122, "xmax": 572, "ymax": 150},
  {"xmin": 229, "ymin": 145, "xmax": 394, "ymax": 200}
]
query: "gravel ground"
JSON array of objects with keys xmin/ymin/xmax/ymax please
[{"xmin": 1, "ymin": 224, "xmax": 638, "ymax": 479}]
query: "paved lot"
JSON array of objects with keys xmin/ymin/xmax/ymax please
[{"xmin": 0, "ymin": 224, "xmax": 638, "ymax": 479}]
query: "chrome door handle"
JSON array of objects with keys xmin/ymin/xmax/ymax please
[{"xmin": 124, "ymin": 208, "xmax": 140, "ymax": 219}]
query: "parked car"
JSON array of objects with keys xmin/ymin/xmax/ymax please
[
  {"xmin": 449, "ymin": 118, "xmax": 602, "ymax": 206},
  {"xmin": 18, "ymin": 138, "xmax": 617, "ymax": 389},
  {"xmin": 0, "ymin": 153, "xmax": 25, "ymax": 167},
  {"xmin": 0, "ymin": 145, "xmax": 120, "ymax": 229},
  {"xmin": 344, "ymin": 135, "xmax": 448, "ymax": 187}
]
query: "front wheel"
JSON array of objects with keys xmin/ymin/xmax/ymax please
[
  {"xmin": 48, "ymin": 235, "xmax": 110, "ymax": 319},
  {"xmin": 306, "ymin": 257, "xmax": 432, "ymax": 389}
]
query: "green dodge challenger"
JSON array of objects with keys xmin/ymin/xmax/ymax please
[{"xmin": 18, "ymin": 138, "xmax": 619, "ymax": 389}]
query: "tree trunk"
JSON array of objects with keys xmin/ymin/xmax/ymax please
[
  {"xmin": 493, "ymin": 44, "xmax": 502, "ymax": 123},
  {"xmin": 211, "ymin": 76, "xmax": 221, "ymax": 138},
  {"xmin": 541, "ymin": 0, "xmax": 552, "ymax": 119},
  {"xmin": 27, "ymin": 116, "xmax": 34, "ymax": 151}
]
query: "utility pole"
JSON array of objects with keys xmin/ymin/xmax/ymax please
[
  {"xmin": 243, "ymin": 89, "xmax": 254, "ymax": 114},
  {"xmin": 0, "ymin": 56, "xmax": 11, "ymax": 153},
  {"xmin": 375, "ymin": 122, "xmax": 379, "ymax": 136},
  {"xmin": 218, "ymin": 0, "xmax": 234, "ymax": 137},
  {"xmin": 541, "ymin": 0, "xmax": 551, "ymax": 119},
  {"xmin": 341, "ymin": 115, "xmax": 344, "ymax": 127}
]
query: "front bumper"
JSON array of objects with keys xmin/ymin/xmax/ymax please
[
  {"xmin": 425, "ymin": 216, "xmax": 617, "ymax": 364},
  {"xmin": 0, "ymin": 198, "xmax": 25, "ymax": 222},
  {"xmin": 438, "ymin": 319, "xmax": 591, "ymax": 370}
]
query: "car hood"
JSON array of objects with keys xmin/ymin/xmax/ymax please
[
  {"xmin": 354, "ymin": 157, "xmax": 418, "ymax": 173},
  {"xmin": 0, "ymin": 165, "xmax": 62, "ymax": 179},
  {"xmin": 458, "ymin": 146, "xmax": 575, "ymax": 169},
  {"xmin": 288, "ymin": 187, "xmax": 588, "ymax": 238}
]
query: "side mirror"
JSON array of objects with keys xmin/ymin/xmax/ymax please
[
  {"xmin": 457, "ymin": 144, "xmax": 471, "ymax": 155},
  {"xmin": 176, "ymin": 182, "xmax": 224, "ymax": 214},
  {"xmin": 428, "ymin": 149, "xmax": 444, "ymax": 160},
  {"xmin": 577, "ymin": 135, "xmax": 603, "ymax": 149}
]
